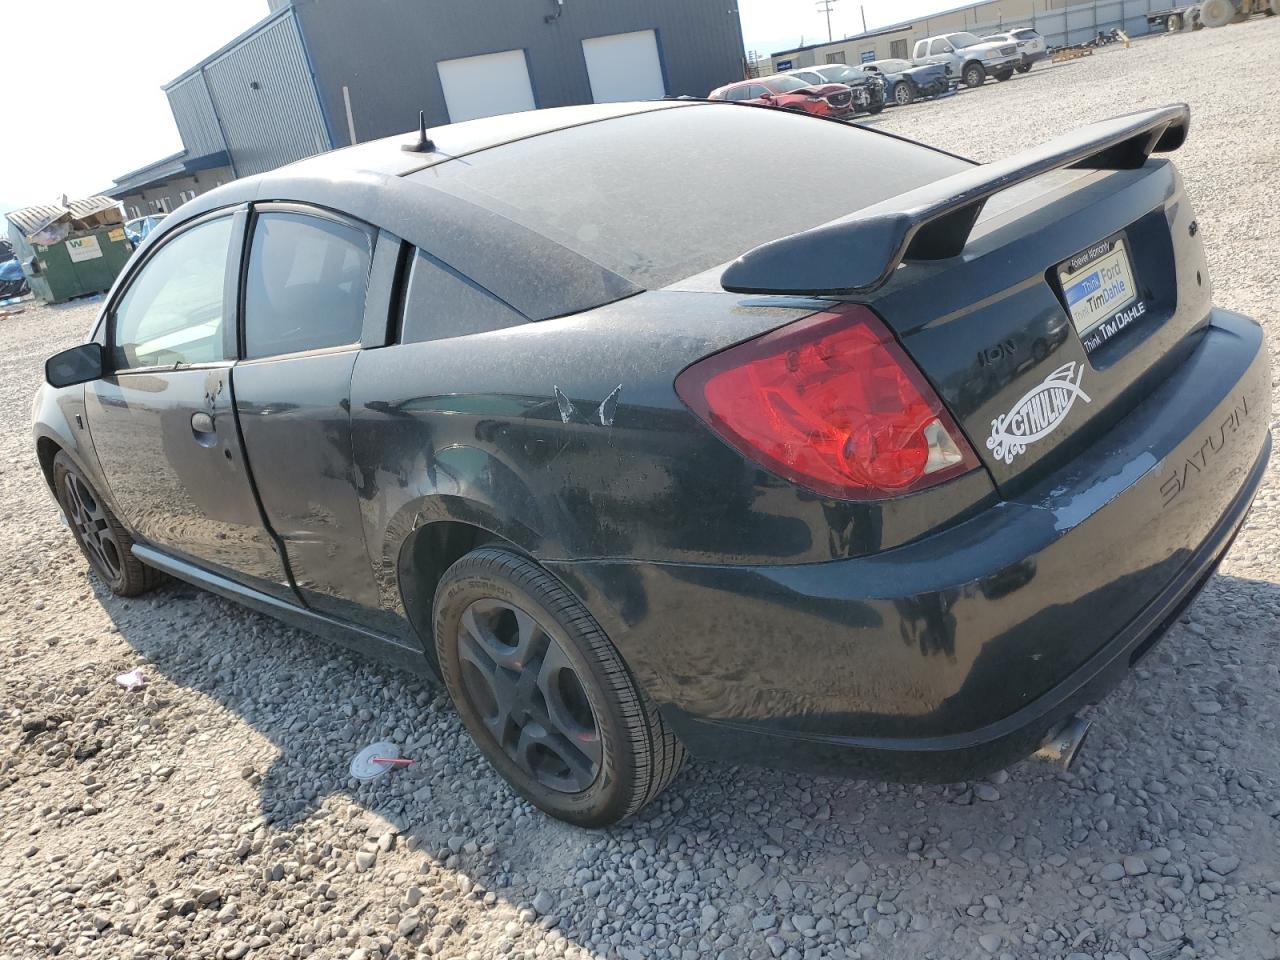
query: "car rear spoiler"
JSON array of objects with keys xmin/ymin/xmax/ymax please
[{"xmin": 720, "ymin": 103, "xmax": 1190, "ymax": 297}]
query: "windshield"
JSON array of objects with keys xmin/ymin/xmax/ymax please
[
  {"xmin": 816, "ymin": 64, "xmax": 858, "ymax": 82},
  {"xmin": 763, "ymin": 75, "xmax": 809, "ymax": 93},
  {"xmin": 410, "ymin": 105, "xmax": 967, "ymax": 288},
  {"xmin": 946, "ymin": 32, "xmax": 984, "ymax": 48}
]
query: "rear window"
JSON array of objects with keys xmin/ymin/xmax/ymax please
[
  {"xmin": 410, "ymin": 105, "xmax": 966, "ymax": 289},
  {"xmin": 1012, "ymin": 29, "xmax": 1039, "ymax": 40}
]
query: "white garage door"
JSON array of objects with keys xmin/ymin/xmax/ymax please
[
  {"xmin": 437, "ymin": 49, "xmax": 536, "ymax": 123},
  {"xmin": 582, "ymin": 30, "xmax": 666, "ymax": 103}
]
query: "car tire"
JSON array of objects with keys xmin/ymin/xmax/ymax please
[
  {"xmin": 962, "ymin": 62, "xmax": 986, "ymax": 87},
  {"xmin": 1167, "ymin": 13, "xmax": 1183, "ymax": 30},
  {"xmin": 53, "ymin": 451, "xmax": 158, "ymax": 597},
  {"xmin": 1015, "ymin": 63, "xmax": 1032, "ymax": 73},
  {"xmin": 867, "ymin": 99, "xmax": 884, "ymax": 115},
  {"xmin": 432, "ymin": 546, "xmax": 686, "ymax": 827},
  {"xmin": 893, "ymin": 81, "xmax": 915, "ymax": 106},
  {"xmin": 995, "ymin": 68, "xmax": 1015, "ymax": 81}
]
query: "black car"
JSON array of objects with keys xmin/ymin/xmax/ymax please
[{"xmin": 34, "ymin": 101, "xmax": 1270, "ymax": 827}]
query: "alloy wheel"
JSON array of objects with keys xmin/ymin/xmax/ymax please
[
  {"xmin": 62, "ymin": 470, "xmax": 124, "ymax": 585},
  {"xmin": 455, "ymin": 597, "xmax": 602, "ymax": 794},
  {"xmin": 894, "ymin": 83, "xmax": 914, "ymax": 105}
]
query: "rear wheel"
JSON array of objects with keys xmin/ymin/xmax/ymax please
[
  {"xmin": 433, "ymin": 547, "xmax": 686, "ymax": 827},
  {"xmin": 1015, "ymin": 63, "xmax": 1032, "ymax": 73},
  {"xmin": 962, "ymin": 62, "xmax": 986, "ymax": 87},
  {"xmin": 995, "ymin": 68, "xmax": 1015, "ymax": 81},
  {"xmin": 1199, "ymin": 0, "xmax": 1235, "ymax": 26},
  {"xmin": 1167, "ymin": 13, "xmax": 1183, "ymax": 29},
  {"xmin": 53, "ymin": 451, "xmax": 156, "ymax": 596},
  {"xmin": 893, "ymin": 81, "xmax": 915, "ymax": 105}
]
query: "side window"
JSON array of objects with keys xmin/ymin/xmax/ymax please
[
  {"xmin": 722, "ymin": 86, "xmax": 744, "ymax": 102},
  {"xmin": 400, "ymin": 249, "xmax": 525, "ymax": 345},
  {"xmin": 110, "ymin": 216, "xmax": 233, "ymax": 370},
  {"xmin": 931, "ymin": 39, "xmax": 954, "ymax": 55},
  {"xmin": 243, "ymin": 211, "xmax": 372, "ymax": 360},
  {"xmin": 748, "ymin": 85, "xmax": 768, "ymax": 99}
]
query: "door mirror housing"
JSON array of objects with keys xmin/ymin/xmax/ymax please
[{"xmin": 46, "ymin": 343, "xmax": 104, "ymax": 388}]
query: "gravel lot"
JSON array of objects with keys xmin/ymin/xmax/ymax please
[{"xmin": 4, "ymin": 20, "xmax": 1280, "ymax": 960}]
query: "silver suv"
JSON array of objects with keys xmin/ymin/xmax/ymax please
[{"xmin": 912, "ymin": 31, "xmax": 1022, "ymax": 88}]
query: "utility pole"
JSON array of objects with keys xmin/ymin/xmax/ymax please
[
  {"xmin": 861, "ymin": 4, "xmax": 867, "ymax": 33},
  {"xmin": 816, "ymin": 0, "xmax": 839, "ymax": 43}
]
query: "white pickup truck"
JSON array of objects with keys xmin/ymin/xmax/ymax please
[{"xmin": 912, "ymin": 32, "xmax": 1023, "ymax": 88}]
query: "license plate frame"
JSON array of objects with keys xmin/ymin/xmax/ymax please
[{"xmin": 1057, "ymin": 234, "xmax": 1140, "ymax": 341}]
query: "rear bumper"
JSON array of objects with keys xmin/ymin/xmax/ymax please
[
  {"xmin": 1022, "ymin": 50, "xmax": 1049, "ymax": 65},
  {"xmin": 551, "ymin": 309, "xmax": 1271, "ymax": 779}
]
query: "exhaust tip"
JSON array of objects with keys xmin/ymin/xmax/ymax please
[{"xmin": 1033, "ymin": 715, "xmax": 1092, "ymax": 771}]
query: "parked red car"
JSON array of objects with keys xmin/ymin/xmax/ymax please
[{"xmin": 709, "ymin": 74, "xmax": 856, "ymax": 119}]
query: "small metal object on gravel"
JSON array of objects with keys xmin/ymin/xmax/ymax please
[{"xmin": 349, "ymin": 742, "xmax": 402, "ymax": 780}]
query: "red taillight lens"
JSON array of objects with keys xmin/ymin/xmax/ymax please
[{"xmin": 675, "ymin": 305, "xmax": 979, "ymax": 500}]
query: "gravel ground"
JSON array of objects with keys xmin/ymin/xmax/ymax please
[{"xmin": 4, "ymin": 20, "xmax": 1280, "ymax": 960}]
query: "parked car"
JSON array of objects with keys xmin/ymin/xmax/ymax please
[
  {"xmin": 782, "ymin": 64, "xmax": 886, "ymax": 115},
  {"xmin": 913, "ymin": 31, "xmax": 1023, "ymax": 86},
  {"xmin": 985, "ymin": 27, "xmax": 1048, "ymax": 73},
  {"xmin": 0, "ymin": 256, "xmax": 28, "ymax": 299},
  {"xmin": 855, "ymin": 58, "xmax": 953, "ymax": 106},
  {"xmin": 124, "ymin": 213, "xmax": 168, "ymax": 247},
  {"xmin": 35, "ymin": 101, "xmax": 1270, "ymax": 828},
  {"xmin": 709, "ymin": 74, "xmax": 861, "ymax": 118}
]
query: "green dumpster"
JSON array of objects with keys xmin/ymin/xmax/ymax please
[{"xmin": 5, "ymin": 197, "xmax": 133, "ymax": 304}]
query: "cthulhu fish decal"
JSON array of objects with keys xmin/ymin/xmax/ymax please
[{"xmin": 986, "ymin": 361, "xmax": 1092, "ymax": 464}]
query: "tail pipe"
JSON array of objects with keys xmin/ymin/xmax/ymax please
[{"xmin": 1033, "ymin": 715, "xmax": 1092, "ymax": 770}]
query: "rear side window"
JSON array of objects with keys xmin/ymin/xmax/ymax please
[
  {"xmin": 400, "ymin": 250, "xmax": 525, "ymax": 344},
  {"xmin": 413, "ymin": 104, "xmax": 966, "ymax": 289},
  {"xmin": 243, "ymin": 211, "xmax": 371, "ymax": 359},
  {"xmin": 111, "ymin": 216, "xmax": 233, "ymax": 370}
]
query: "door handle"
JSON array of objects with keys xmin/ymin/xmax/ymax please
[{"xmin": 191, "ymin": 411, "xmax": 215, "ymax": 434}]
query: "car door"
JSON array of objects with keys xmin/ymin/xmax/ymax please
[
  {"xmin": 925, "ymin": 38, "xmax": 957, "ymax": 68},
  {"xmin": 230, "ymin": 204, "xmax": 394, "ymax": 623},
  {"xmin": 85, "ymin": 206, "xmax": 293, "ymax": 597}
]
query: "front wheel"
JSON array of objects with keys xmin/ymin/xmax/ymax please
[
  {"xmin": 433, "ymin": 547, "xmax": 686, "ymax": 827},
  {"xmin": 866, "ymin": 98, "xmax": 884, "ymax": 115},
  {"xmin": 962, "ymin": 62, "xmax": 986, "ymax": 87},
  {"xmin": 53, "ymin": 451, "xmax": 157, "ymax": 596},
  {"xmin": 1199, "ymin": 0, "xmax": 1234, "ymax": 26},
  {"xmin": 1167, "ymin": 13, "xmax": 1183, "ymax": 30}
]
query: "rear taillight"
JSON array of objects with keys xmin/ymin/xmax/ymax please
[{"xmin": 675, "ymin": 305, "xmax": 979, "ymax": 500}]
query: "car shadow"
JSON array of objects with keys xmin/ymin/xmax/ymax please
[{"xmin": 91, "ymin": 563, "xmax": 1280, "ymax": 952}]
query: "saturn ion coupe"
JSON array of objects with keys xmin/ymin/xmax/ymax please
[{"xmin": 34, "ymin": 100, "xmax": 1269, "ymax": 826}]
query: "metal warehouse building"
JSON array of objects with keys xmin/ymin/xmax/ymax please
[
  {"xmin": 769, "ymin": 0, "xmax": 1177, "ymax": 72},
  {"xmin": 107, "ymin": 0, "xmax": 746, "ymax": 216}
]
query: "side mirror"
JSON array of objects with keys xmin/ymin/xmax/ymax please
[{"xmin": 46, "ymin": 343, "xmax": 104, "ymax": 388}]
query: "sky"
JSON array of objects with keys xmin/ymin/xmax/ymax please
[{"xmin": 0, "ymin": 0, "xmax": 956, "ymax": 216}]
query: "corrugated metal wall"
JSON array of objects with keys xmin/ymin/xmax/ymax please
[
  {"xmin": 201, "ymin": 10, "xmax": 332, "ymax": 178},
  {"xmin": 292, "ymin": 0, "xmax": 745, "ymax": 144},
  {"xmin": 166, "ymin": 74, "xmax": 225, "ymax": 160}
]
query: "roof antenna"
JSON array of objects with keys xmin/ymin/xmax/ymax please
[{"xmin": 402, "ymin": 110, "xmax": 436, "ymax": 153}]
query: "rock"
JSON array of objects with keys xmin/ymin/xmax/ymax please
[
  {"xmin": 1123, "ymin": 856, "xmax": 1148, "ymax": 876},
  {"xmin": 737, "ymin": 863, "xmax": 765, "ymax": 888},
  {"xmin": 974, "ymin": 784, "xmax": 1001, "ymax": 802},
  {"xmin": 355, "ymin": 850, "xmax": 377, "ymax": 872},
  {"xmin": 1099, "ymin": 863, "xmax": 1126, "ymax": 881},
  {"xmin": 979, "ymin": 933, "xmax": 1002, "ymax": 953},
  {"xmin": 1191, "ymin": 701, "xmax": 1221, "ymax": 715},
  {"xmin": 531, "ymin": 891, "xmax": 554, "ymax": 915},
  {"xmin": 225, "ymin": 942, "xmax": 250, "ymax": 960},
  {"xmin": 1207, "ymin": 855, "xmax": 1239, "ymax": 875},
  {"xmin": 398, "ymin": 914, "xmax": 419, "ymax": 937},
  {"xmin": 1126, "ymin": 916, "xmax": 1147, "ymax": 938}
]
